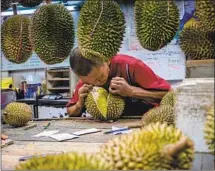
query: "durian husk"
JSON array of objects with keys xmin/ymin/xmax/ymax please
[
  {"xmin": 31, "ymin": 4, "xmax": 74, "ymax": 65},
  {"xmin": 16, "ymin": 152, "xmax": 109, "ymax": 170},
  {"xmin": 3, "ymin": 102, "xmax": 32, "ymax": 127},
  {"xmin": 1, "ymin": 15, "xmax": 33, "ymax": 64},
  {"xmin": 85, "ymin": 87, "xmax": 125, "ymax": 121},
  {"xmin": 179, "ymin": 26, "xmax": 215, "ymax": 60},
  {"xmin": 160, "ymin": 91, "xmax": 176, "ymax": 107},
  {"xmin": 142, "ymin": 105, "xmax": 174, "ymax": 127},
  {"xmin": 77, "ymin": 0, "xmax": 125, "ymax": 60},
  {"xmin": 18, "ymin": 0, "xmax": 43, "ymax": 7},
  {"xmin": 204, "ymin": 105, "xmax": 214, "ymax": 155},
  {"xmin": 135, "ymin": 0, "xmax": 179, "ymax": 51},
  {"xmin": 195, "ymin": 0, "xmax": 215, "ymax": 32},
  {"xmin": 97, "ymin": 122, "xmax": 194, "ymax": 170}
]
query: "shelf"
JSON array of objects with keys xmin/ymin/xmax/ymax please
[
  {"xmin": 48, "ymin": 78, "xmax": 70, "ymax": 81},
  {"xmin": 48, "ymin": 87, "xmax": 70, "ymax": 90},
  {"xmin": 47, "ymin": 69, "xmax": 69, "ymax": 73}
]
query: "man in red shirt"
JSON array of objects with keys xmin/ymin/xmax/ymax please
[{"xmin": 66, "ymin": 47, "xmax": 171, "ymax": 117}]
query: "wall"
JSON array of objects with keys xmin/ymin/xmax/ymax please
[{"xmin": 2, "ymin": 0, "xmax": 196, "ymax": 87}]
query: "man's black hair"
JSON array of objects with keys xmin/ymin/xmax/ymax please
[{"xmin": 69, "ymin": 47, "xmax": 104, "ymax": 76}]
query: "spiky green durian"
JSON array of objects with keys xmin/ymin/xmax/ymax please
[
  {"xmin": 1, "ymin": 15, "xmax": 33, "ymax": 64},
  {"xmin": 31, "ymin": 4, "xmax": 74, "ymax": 64},
  {"xmin": 135, "ymin": 0, "xmax": 179, "ymax": 51},
  {"xmin": 1, "ymin": 0, "xmax": 13, "ymax": 11},
  {"xmin": 18, "ymin": 0, "xmax": 43, "ymax": 7},
  {"xmin": 16, "ymin": 152, "xmax": 109, "ymax": 170},
  {"xmin": 184, "ymin": 18, "xmax": 200, "ymax": 29},
  {"xmin": 85, "ymin": 87, "xmax": 125, "ymax": 121},
  {"xmin": 179, "ymin": 26, "xmax": 215, "ymax": 60},
  {"xmin": 98, "ymin": 122, "xmax": 194, "ymax": 170},
  {"xmin": 77, "ymin": 0, "xmax": 125, "ymax": 60},
  {"xmin": 142, "ymin": 105, "xmax": 174, "ymax": 127},
  {"xmin": 204, "ymin": 105, "xmax": 214, "ymax": 154},
  {"xmin": 3, "ymin": 102, "xmax": 32, "ymax": 127},
  {"xmin": 160, "ymin": 91, "xmax": 176, "ymax": 107},
  {"xmin": 195, "ymin": 0, "xmax": 215, "ymax": 32}
]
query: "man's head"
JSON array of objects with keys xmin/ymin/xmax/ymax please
[{"xmin": 69, "ymin": 47, "xmax": 110, "ymax": 86}]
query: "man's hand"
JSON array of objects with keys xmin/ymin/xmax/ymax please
[
  {"xmin": 109, "ymin": 77, "xmax": 133, "ymax": 97},
  {"xmin": 76, "ymin": 84, "xmax": 93, "ymax": 107}
]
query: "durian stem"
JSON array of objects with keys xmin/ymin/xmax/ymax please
[
  {"xmin": 90, "ymin": 0, "xmax": 104, "ymax": 38},
  {"xmin": 12, "ymin": 3, "xmax": 18, "ymax": 15},
  {"xmin": 164, "ymin": 136, "xmax": 194, "ymax": 157}
]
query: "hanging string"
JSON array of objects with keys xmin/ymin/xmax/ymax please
[{"xmin": 90, "ymin": 0, "xmax": 104, "ymax": 38}]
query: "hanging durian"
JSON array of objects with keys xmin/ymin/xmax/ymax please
[
  {"xmin": 142, "ymin": 105, "xmax": 174, "ymax": 127},
  {"xmin": 18, "ymin": 0, "xmax": 43, "ymax": 7},
  {"xmin": 31, "ymin": 4, "xmax": 74, "ymax": 64},
  {"xmin": 3, "ymin": 102, "xmax": 32, "ymax": 127},
  {"xmin": 85, "ymin": 87, "xmax": 125, "ymax": 121},
  {"xmin": 77, "ymin": 0, "xmax": 125, "ymax": 60},
  {"xmin": 135, "ymin": 0, "xmax": 179, "ymax": 51},
  {"xmin": 195, "ymin": 0, "xmax": 215, "ymax": 32},
  {"xmin": 16, "ymin": 152, "xmax": 109, "ymax": 170},
  {"xmin": 160, "ymin": 91, "xmax": 176, "ymax": 107},
  {"xmin": 98, "ymin": 122, "xmax": 194, "ymax": 170},
  {"xmin": 1, "ymin": 15, "xmax": 33, "ymax": 64},
  {"xmin": 204, "ymin": 105, "xmax": 214, "ymax": 154},
  {"xmin": 179, "ymin": 26, "xmax": 215, "ymax": 60}
]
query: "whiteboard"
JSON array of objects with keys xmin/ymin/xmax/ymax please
[{"xmin": 1, "ymin": 0, "xmax": 192, "ymax": 80}]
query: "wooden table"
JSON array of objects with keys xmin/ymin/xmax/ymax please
[{"xmin": 1, "ymin": 118, "xmax": 214, "ymax": 170}]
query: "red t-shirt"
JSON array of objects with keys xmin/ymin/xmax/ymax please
[{"xmin": 66, "ymin": 54, "xmax": 171, "ymax": 115}]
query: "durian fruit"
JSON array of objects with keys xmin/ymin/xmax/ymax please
[
  {"xmin": 135, "ymin": 0, "xmax": 179, "ymax": 51},
  {"xmin": 31, "ymin": 4, "xmax": 74, "ymax": 65},
  {"xmin": 204, "ymin": 105, "xmax": 214, "ymax": 154},
  {"xmin": 195, "ymin": 0, "xmax": 215, "ymax": 32},
  {"xmin": 77, "ymin": 0, "xmax": 125, "ymax": 60},
  {"xmin": 18, "ymin": 0, "xmax": 43, "ymax": 7},
  {"xmin": 3, "ymin": 102, "xmax": 32, "ymax": 127},
  {"xmin": 184, "ymin": 17, "xmax": 200, "ymax": 29},
  {"xmin": 160, "ymin": 91, "xmax": 176, "ymax": 107},
  {"xmin": 16, "ymin": 152, "xmax": 109, "ymax": 170},
  {"xmin": 85, "ymin": 87, "xmax": 125, "ymax": 121},
  {"xmin": 1, "ymin": 15, "xmax": 33, "ymax": 64},
  {"xmin": 1, "ymin": 0, "xmax": 13, "ymax": 11},
  {"xmin": 179, "ymin": 26, "xmax": 215, "ymax": 60},
  {"xmin": 142, "ymin": 105, "xmax": 174, "ymax": 127},
  {"xmin": 98, "ymin": 122, "xmax": 194, "ymax": 170}
]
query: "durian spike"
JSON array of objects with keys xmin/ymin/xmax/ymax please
[{"xmin": 163, "ymin": 136, "xmax": 194, "ymax": 157}]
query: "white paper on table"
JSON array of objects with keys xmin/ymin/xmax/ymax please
[
  {"xmin": 49, "ymin": 133, "xmax": 79, "ymax": 141},
  {"xmin": 72, "ymin": 128, "xmax": 101, "ymax": 136},
  {"xmin": 33, "ymin": 130, "xmax": 60, "ymax": 137},
  {"xmin": 111, "ymin": 126, "xmax": 132, "ymax": 135}
]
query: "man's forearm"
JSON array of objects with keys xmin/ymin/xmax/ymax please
[
  {"xmin": 130, "ymin": 86, "xmax": 169, "ymax": 100},
  {"xmin": 67, "ymin": 102, "xmax": 83, "ymax": 117}
]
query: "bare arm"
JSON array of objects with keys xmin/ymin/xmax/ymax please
[
  {"xmin": 67, "ymin": 102, "xmax": 83, "ymax": 117},
  {"xmin": 109, "ymin": 77, "xmax": 171, "ymax": 102},
  {"xmin": 67, "ymin": 84, "xmax": 92, "ymax": 117}
]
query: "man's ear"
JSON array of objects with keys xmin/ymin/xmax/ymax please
[{"xmin": 107, "ymin": 60, "xmax": 111, "ymax": 65}]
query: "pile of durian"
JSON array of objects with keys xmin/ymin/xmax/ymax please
[
  {"xmin": 179, "ymin": 0, "xmax": 215, "ymax": 60},
  {"xmin": 16, "ymin": 122, "xmax": 195, "ymax": 170}
]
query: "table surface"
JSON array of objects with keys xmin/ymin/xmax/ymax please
[{"xmin": 2, "ymin": 118, "xmax": 214, "ymax": 170}]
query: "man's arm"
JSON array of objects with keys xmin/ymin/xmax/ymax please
[
  {"xmin": 66, "ymin": 101, "xmax": 84, "ymax": 117},
  {"xmin": 109, "ymin": 77, "xmax": 170, "ymax": 101},
  {"xmin": 66, "ymin": 83, "xmax": 92, "ymax": 117}
]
